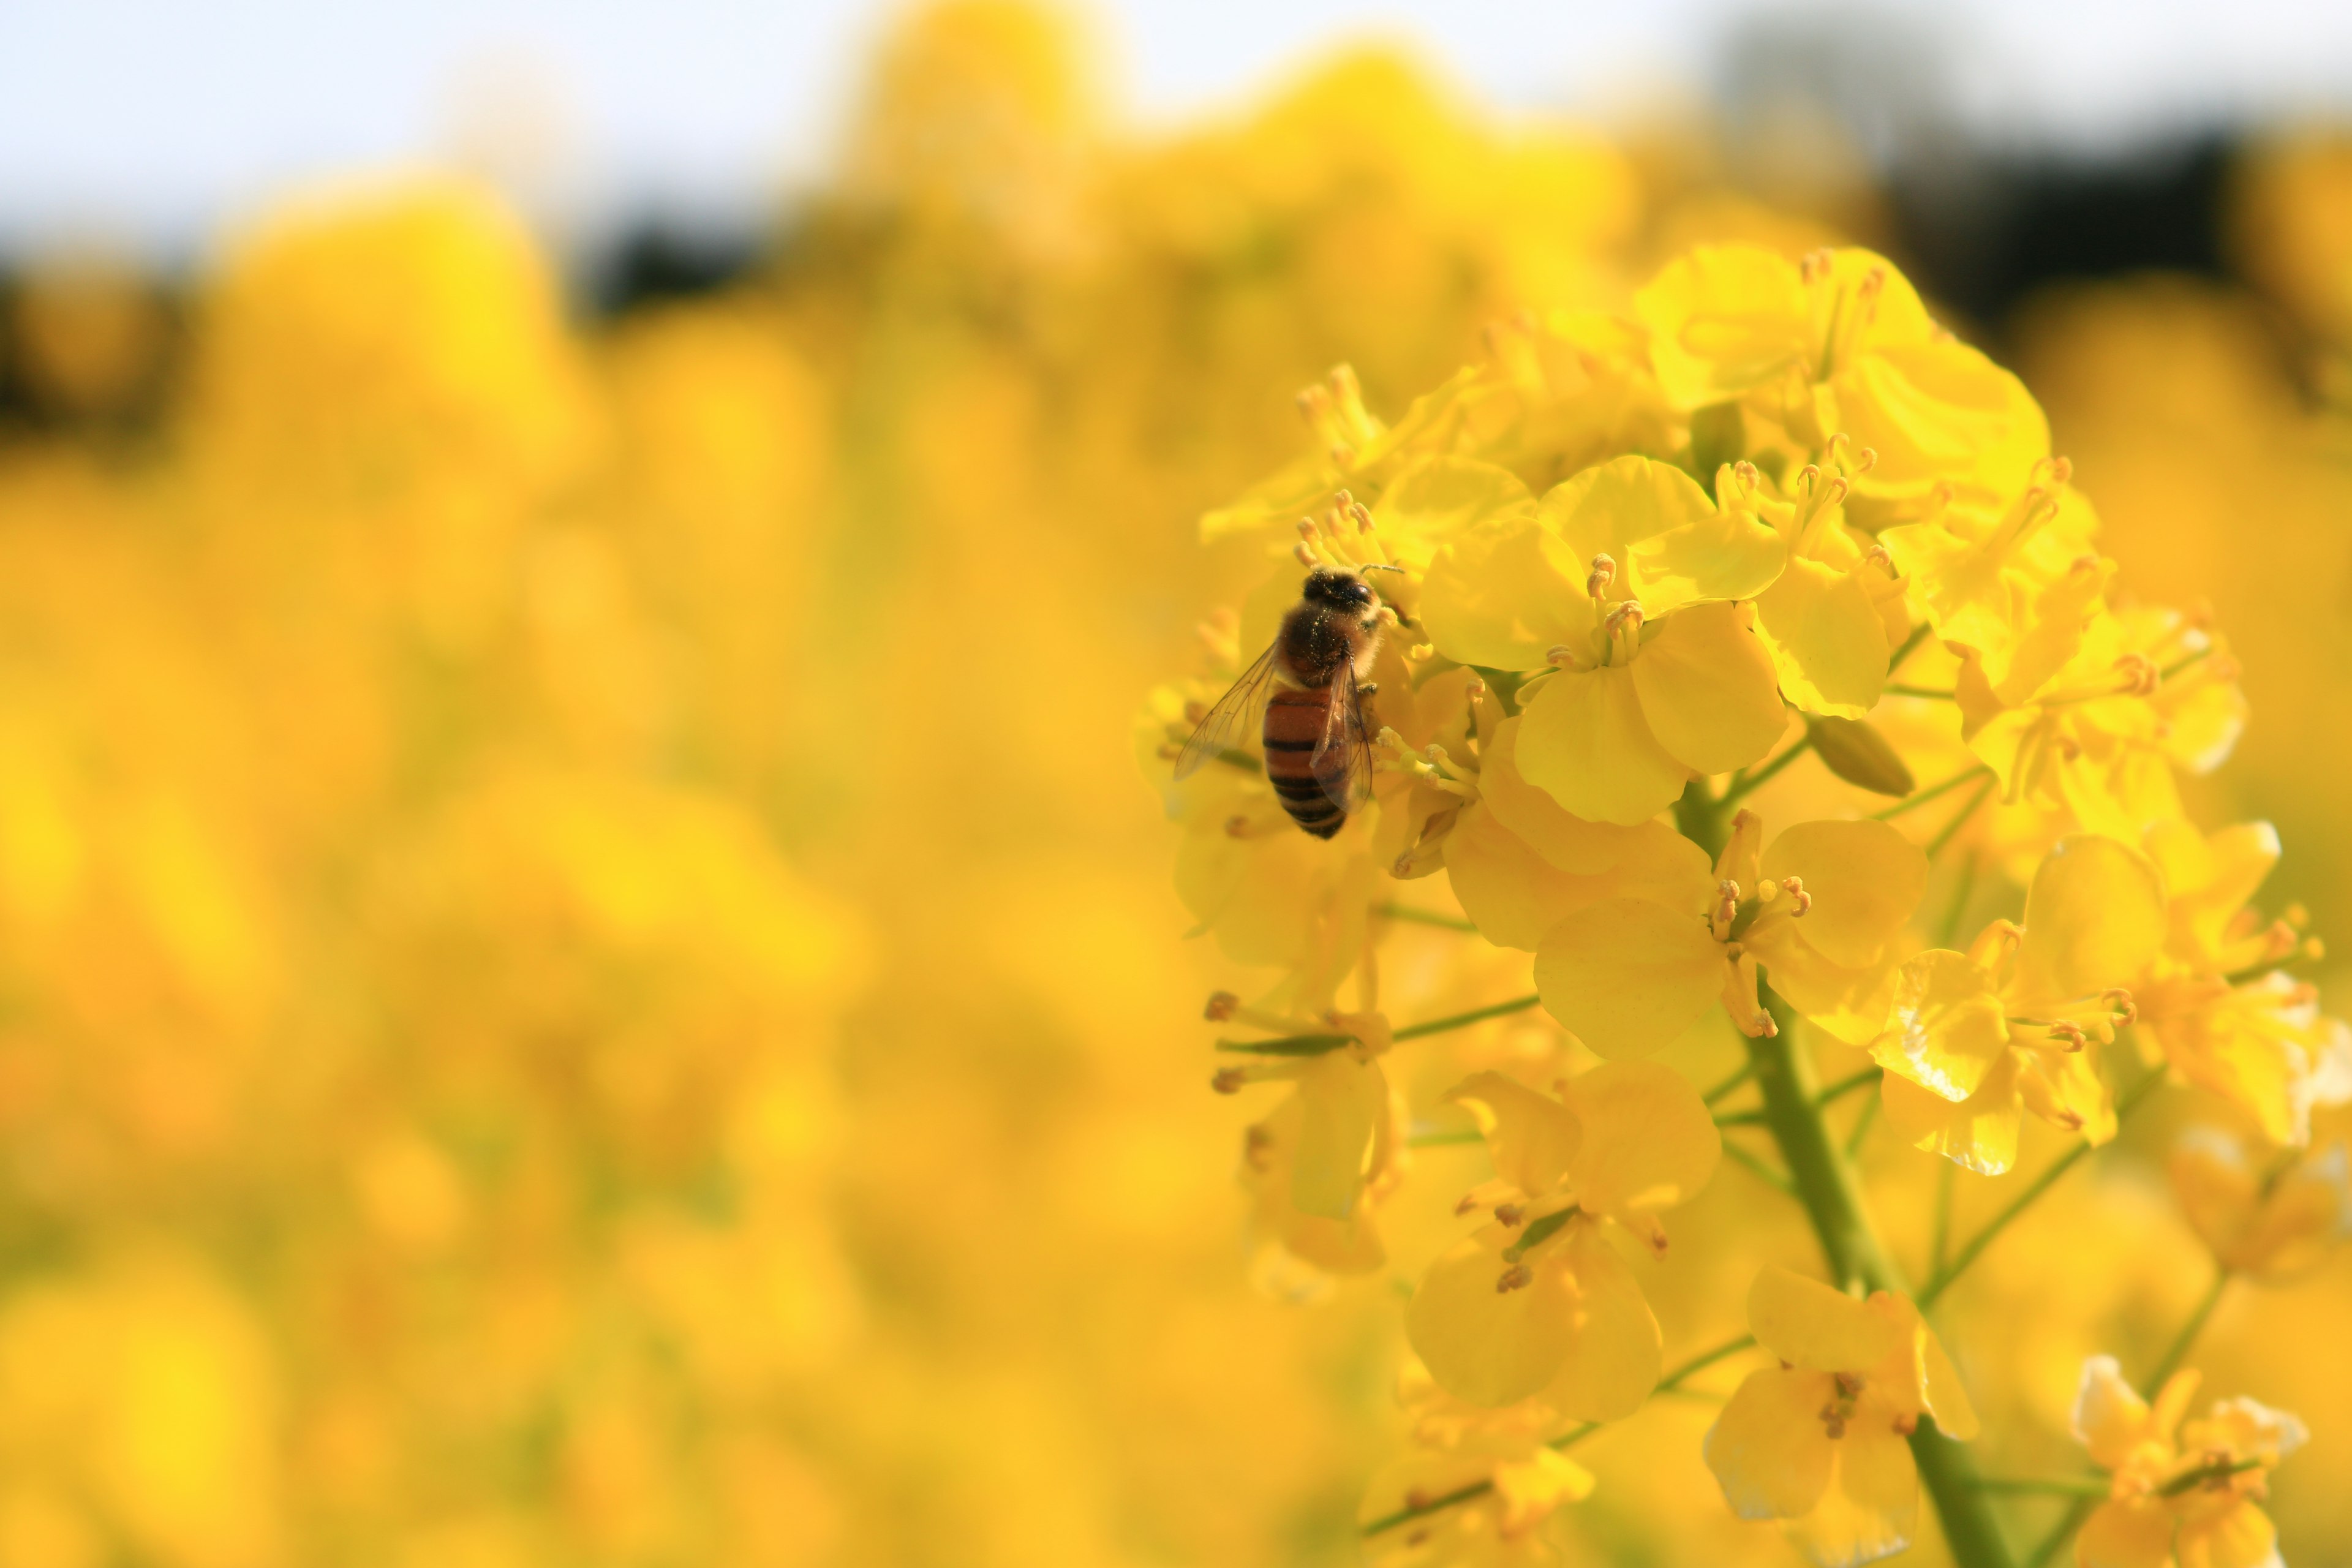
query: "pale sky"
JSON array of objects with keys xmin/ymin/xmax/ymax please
[{"xmin": 2, "ymin": 0, "xmax": 2350, "ymax": 255}]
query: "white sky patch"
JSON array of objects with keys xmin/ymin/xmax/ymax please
[{"xmin": 1, "ymin": 0, "xmax": 2348, "ymax": 254}]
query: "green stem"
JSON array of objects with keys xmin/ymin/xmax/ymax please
[
  {"xmin": 1919, "ymin": 1071, "xmax": 2163, "ymax": 1309},
  {"xmin": 1377, "ymin": 903, "xmax": 1480, "ymax": 932},
  {"xmin": 1974, "ymin": 1477, "xmax": 2109, "ymax": 1498},
  {"xmin": 1218, "ymin": 993, "xmax": 1540, "ymax": 1058},
  {"xmin": 1746, "ymin": 997, "xmax": 1901, "ymax": 1293},
  {"xmin": 1885, "ymin": 684, "xmax": 1957, "ymax": 699},
  {"xmin": 1931, "ymin": 1160, "xmax": 1956, "ymax": 1279},
  {"xmin": 1844, "ymin": 1090, "xmax": 1882, "ymax": 1157},
  {"xmin": 1393, "ymin": 993, "xmax": 1541, "ymax": 1042},
  {"xmin": 2026, "ymin": 1501, "xmax": 2092, "ymax": 1567},
  {"xmin": 1925, "ymin": 777, "xmax": 1998, "ymax": 859},
  {"xmin": 1719, "ymin": 1137, "xmax": 1796, "ymax": 1194},
  {"xmin": 1215, "ymin": 1033, "xmax": 1353, "ymax": 1056},
  {"xmin": 1816, "ymin": 1066, "xmax": 1882, "ymax": 1107},
  {"xmin": 1938, "ymin": 853, "xmax": 1981, "ymax": 946},
  {"xmin": 1888, "ymin": 619, "xmax": 1933, "ymax": 677},
  {"xmin": 1722, "ymin": 735, "xmax": 1813, "ymax": 805},
  {"xmin": 1702, "ymin": 1062, "xmax": 1755, "ymax": 1106},
  {"xmin": 1751, "ymin": 990, "xmax": 2016, "ymax": 1568},
  {"xmin": 1872, "ymin": 764, "xmax": 1994, "ymax": 822},
  {"xmin": 2143, "ymin": 1268, "xmax": 2231, "ymax": 1396}
]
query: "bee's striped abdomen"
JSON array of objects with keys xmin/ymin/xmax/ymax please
[{"xmin": 1264, "ymin": 686, "xmax": 1346, "ymax": 839}]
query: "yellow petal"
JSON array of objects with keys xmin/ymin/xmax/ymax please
[
  {"xmin": 1370, "ymin": 455, "xmax": 1536, "ymax": 571},
  {"xmin": 1290, "ymin": 1052, "xmax": 1386, "ymax": 1221},
  {"xmin": 1784, "ymin": 1419, "xmax": 1918, "ymax": 1568},
  {"xmin": 1747, "ymin": 1264, "xmax": 1905, "ymax": 1371},
  {"xmin": 1406, "ymin": 1225, "xmax": 1575, "ymax": 1408},
  {"xmin": 1629, "ymin": 601, "xmax": 1790, "ymax": 777},
  {"xmin": 1559, "ymin": 1060, "xmax": 1721, "ymax": 1216},
  {"xmin": 1244, "ymin": 1091, "xmax": 1385, "ymax": 1275},
  {"xmin": 1535, "ymin": 898, "xmax": 1723, "ymax": 1059},
  {"xmin": 2076, "ymin": 1499, "xmax": 2177, "ymax": 1568},
  {"xmin": 1705, "ymin": 1366, "xmax": 1837, "ymax": 1519},
  {"xmin": 1871, "ymin": 1294, "xmax": 1979, "ymax": 1440},
  {"xmin": 1743, "ymin": 921, "xmax": 1901, "ymax": 1046},
  {"xmin": 1446, "ymin": 802, "xmax": 1711, "ymax": 954},
  {"xmin": 1533, "ymin": 455, "xmax": 1779, "ymax": 612},
  {"xmin": 1541, "ymin": 1224, "xmax": 1663, "ymax": 1421},
  {"xmin": 1635, "ymin": 244, "xmax": 1810, "ymax": 409},
  {"xmin": 1762, "ymin": 820, "xmax": 1929, "ymax": 970},
  {"xmin": 1836, "ymin": 339, "xmax": 2048, "ymax": 506},
  {"xmin": 1482, "ymin": 716, "xmax": 1683, "ymax": 876},
  {"xmin": 1491, "ymin": 1445, "xmax": 1598, "ymax": 1534},
  {"xmin": 1420, "ymin": 511, "xmax": 1583, "ymax": 670},
  {"xmin": 2070, "ymin": 1354, "xmax": 2155, "ymax": 1471},
  {"xmin": 2013, "ymin": 835, "xmax": 2168, "ymax": 1006},
  {"xmin": 1515, "ymin": 663, "xmax": 1690, "ymax": 826},
  {"xmin": 1879, "ymin": 1060, "xmax": 2023, "ymax": 1175},
  {"xmin": 1872, "ymin": 951, "xmax": 2010, "ymax": 1102},
  {"xmin": 1449, "ymin": 1071, "xmax": 1581, "ymax": 1199},
  {"xmin": 1754, "ymin": 559, "xmax": 1889, "ymax": 718}
]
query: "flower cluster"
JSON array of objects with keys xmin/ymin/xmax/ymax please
[{"xmin": 1152, "ymin": 239, "xmax": 2351, "ymax": 1566}]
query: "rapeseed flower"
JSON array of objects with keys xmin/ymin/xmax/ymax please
[
  {"xmin": 2135, "ymin": 820, "xmax": 2351, "ymax": 1145},
  {"xmin": 1359, "ymin": 1360, "xmax": 1595, "ymax": 1567},
  {"xmin": 1537, "ymin": 809, "xmax": 1926, "ymax": 1056},
  {"xmin": 1635, "ymin": 244, "xmax": 2048, "ymax": 511},
  {"xmin": 1421, "ymin": 454, "xmax": 1787, "ymax": 824},
  {"xmin": 2168, "ymin": 1127, "xmax": 2352, "ymax": 1281},
  {"xmin": 1406, "ymin": 1063, "xmax": 1718, "ymax": 1414},
  {"xmin": 2068, "ymin": 1357, "xmax": 2303, "ymax": 1568},
  {"xmin": 1705, "ymin": 1265, "xmax": 1978, "ymax": 1568},
  {"xmin": 1873, "ymin": 835, "xmax": 2164, "ymax": 1171}
]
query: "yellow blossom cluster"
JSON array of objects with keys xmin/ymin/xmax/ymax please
[{"xmin": 1153, "ymin": 227, "xmax": 2352, "ymax": 1566}]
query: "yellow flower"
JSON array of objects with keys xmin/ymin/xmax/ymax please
[
  {"xmin": 1879, "ymin": 462, "xmax": 2105, "ymax": 696},
  {"xmin": 1421, "ymin": 454, "xmax": 1787, "ymax": 824},
  {"xmin": 1404, "ymin": 1063, "xmax": 1718, "ymax": 1414},
  {"xmin": 2168, "ymin": 1127, "xmax": 2352, "ymax": 1282},
  {"xmin": 1360, "ymin": 1360, "xmax": 1596, "ymax": 1567},
  {"xmin": 1634, "ymin": 244, "xmax": 2047, "ymax": 512},
  {"xmin": 1705, "ymin": 1265, "xmax": 1977, "ymax": 1568},
  {"xmin": 1441, "ymin": 714, "xmax": 1712, "ymax": 951},
  {"xmin": 1536, "ymin": 809, "xmax": 1926, "ymax": 1058},
  {"xmin": 1722, "ymin": 457, "xmax": 1908, "ymax": 718},
  {"xmin": 1958, "ymin": 605, "xmax": 2247, "ymax": 845},
  {"xmin": 2135, "ymin": 819, "xmax": 2351, "ymax": 1145},
  {"xmin": 1874, "ymin": 835, "xmax": 2165, "ymax": 1172},
  {"xmin": 1213, "ymin": 1000, "xmax": 1398, "ymax": 1231},
  {"xmin": 1235, "ymin": 1046, "xmax": 1403, "ymax": 1275},
  {"xmin": 2069, "ymin": 1357, "xmax": 2304, "ymax": 1568}
]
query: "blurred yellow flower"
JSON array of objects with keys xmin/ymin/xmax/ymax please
[
  {"xmin": 2069, "ymin": 1357, "xmax": 2302, "ymax": 1568},
  {"xmin": 1705, "ymin": 1265, "xmax": 1977, "ymax": 1568},
  {"xmin": 1406, "ymin": 1063, "xmax": 1718, "ymax": 1414}
]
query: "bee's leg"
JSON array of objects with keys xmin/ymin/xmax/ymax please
[{"xmin": 1357, "ymin": 682, "xmax": 1378, "ymax": 697}]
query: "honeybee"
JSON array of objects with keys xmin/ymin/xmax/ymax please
[{"xmin": 1175, "ymin": 565, "xmax": 1385, "ymax": 839}]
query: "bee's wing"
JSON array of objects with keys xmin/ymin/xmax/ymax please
[
  {"xmin": 1311, "ymin": 660, "xmax": 1375, "ymax": 811},
  {"xmin": 1173, "ymin": 642, "xmax": 1280, "ymax": 781}
]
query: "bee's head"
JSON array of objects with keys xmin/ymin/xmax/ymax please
[{"xmin": 1302, "ymin": 567, "xmax": 1376, "ymax": 611}]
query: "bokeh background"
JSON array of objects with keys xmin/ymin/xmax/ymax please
[{"xmin": 4, "ymin": 3, "xmax": 2352, "ymax": 1565}]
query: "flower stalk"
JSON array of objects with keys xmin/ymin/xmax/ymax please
[{"xmin": 1754, "ymin": 989, "xmax": 2019, "ymax": 1568}]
